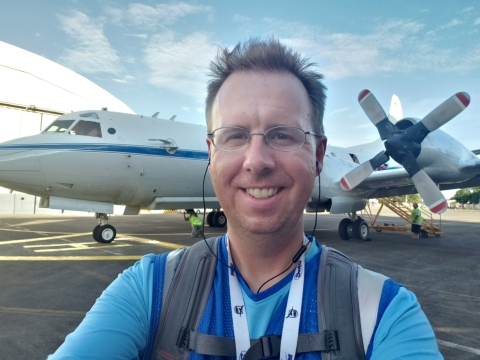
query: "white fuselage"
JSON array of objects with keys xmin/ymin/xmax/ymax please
[{"xmin": 0, "ymin": 110, "xmax": 478, "ymax": 214}]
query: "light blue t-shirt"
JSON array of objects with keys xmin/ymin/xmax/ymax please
[{"xmin": 49, "ymin": 240, "xmax": 442, "ymax": 360}]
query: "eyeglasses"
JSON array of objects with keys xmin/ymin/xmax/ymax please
[{"xmin": 207, "ymin": 126, "xmax": 322, "ymax": 152}]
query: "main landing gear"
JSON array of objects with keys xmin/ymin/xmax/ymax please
[
  {"xmin": 206, "ymin": 210, "xmax": 227, "ymax": 228},
  {"xmin": 338, "ymin": 213, "xmax": 370, "ymax": 241},
  {"xmin": 92, "ymin": 213, "xmax": 117, "ymax": 243}
]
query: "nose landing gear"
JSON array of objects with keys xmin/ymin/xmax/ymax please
[{"xmin": 92, "ymin": 213, "xmax": 117, "ymax": 243}]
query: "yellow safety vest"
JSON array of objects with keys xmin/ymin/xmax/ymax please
[
  {"xmin": 189, "ymin": 215, "xmax": 203, "ymax": 226},
  {"xmin": 410, "ymin": 208, "xmax": 422, "ymax": 224}
]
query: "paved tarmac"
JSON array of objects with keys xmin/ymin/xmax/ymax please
[{"xmin": 0, "ymin": 208, "xmax": 479, "ymax": 359}]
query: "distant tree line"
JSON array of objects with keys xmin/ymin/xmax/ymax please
[
  {"xmin": 451, "ymin": 187, "xmax": 480, "ymax": 204},
  {"xmin": 393, "ymin": 194, "xmax": 422, "ymax": 204}
]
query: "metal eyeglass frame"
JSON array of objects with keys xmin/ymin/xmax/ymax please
[{"xmin": 207, "ymin": 126, "xmax": 324, "ymax": 152}]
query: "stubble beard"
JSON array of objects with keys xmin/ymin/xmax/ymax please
[{"xmin": 226, "ymin": 206, "xmax": 305, "ymax": 255}]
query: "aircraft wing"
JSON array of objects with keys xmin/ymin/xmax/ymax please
[
  {"xmin": 353, "ymin": 162, "xmax": 480, "ymax": 199},
  {"xmin": 352, "ymin": 168, "xmax": 417, "ymax": 198}
]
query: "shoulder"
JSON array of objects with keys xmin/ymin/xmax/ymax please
[
  {"xmin": 47, "ymin": 254, "xmax": 159, "ymax": 359},
  {"xmin": 368, "ymin": 287, "xmax": 442, "ymax": 359}
]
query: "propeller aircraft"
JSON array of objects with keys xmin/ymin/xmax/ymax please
[{"xmin": 0, "ymin": 90, "xmax": 478, "ymax": 242}]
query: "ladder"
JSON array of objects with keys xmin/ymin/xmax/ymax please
[{"xmin": 363, "ymin": 198, "xmax": 442, "ymax": 238}]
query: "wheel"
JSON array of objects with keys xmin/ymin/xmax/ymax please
[
  {"xmin": 92, "ymin": 225, "xmax": 100, "ymax": 242},
  {"xmin": 206, "ymin": 212, "xmax": 215, "ymax": 227},
  {"xmin": 213, "ymin": 212, "xmax": 227, "ymax": 228},
  {"xmin": 338, "ymin": 218, "xmax": 352, "ymax": 240},
  {"xmin": 352, "ymin": 219, "xmax": 369, "ymax": 241},
  {"xmin": 96, "ymin": 224, "xmax": 116, "ymax": 243},
  {"xmin": 375, "ymin": 228, "xmax": 382, "ymax": 232},
  {"xmin": 420, "ymin": 230, "xmax": 429, "ymax": 238}
]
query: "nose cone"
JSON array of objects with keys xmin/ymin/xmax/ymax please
[{"xmin": 0, "ymin": 138, "xmax": 46, "ymax": 196}]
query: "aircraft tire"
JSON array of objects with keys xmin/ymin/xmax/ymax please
[
  {"xmin": 213, "ymin": 212, "xmax": 227, "ymax": 228},
  {"xmin": 206, "ymin": 212, "xmax": 215, "ymax": 227},
  {"xmin": 338, "ymin": 218, "xmax": 352, "ymax": 240},
  {"xmin": 92, "ymin": 225, "xmax": 100, "ymax": 242},
  {"xmin": 96, "ymin": 224, "xmax": 116, "ymax": 243},
  {"xmin": 352, "ymin": 219, "xmax": 369, "ymax": 241}
]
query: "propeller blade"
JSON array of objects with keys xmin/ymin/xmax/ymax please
[
  {"xmin": 340, "ymin": 151, "xmax": 389, "ymax": 191},
  {"xmin": 402, "ymin": 152, "xmax": 447, "ymax": 214},
  {"xmin": 411, "ymin": 170, "xmax": 447, "ymax": 214},
  {"xmin": 388, "ymin": 94, "xmax": 403, "ymax": 123},
  {"xmin": 405, "ymin": 92, "xmax": 470, "ymax": 143},
  {"xmin": 358, "ymin": 89, "xmax": 398, "ymax": 140}
]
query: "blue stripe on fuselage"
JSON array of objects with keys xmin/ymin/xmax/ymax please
[{"xmin": 0, "ymin": 143, "xmax": 209, "ymax": 160}]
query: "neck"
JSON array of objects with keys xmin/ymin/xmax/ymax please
[{"xmin": 227, "ymin": 225, "xmax": 306, "ymax": 293}]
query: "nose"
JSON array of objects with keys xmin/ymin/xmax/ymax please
[
  {"xmin": 242, "ymin": 134, "xmax": 276, "ymax": 174},
  {"xmin": 0, "ymin": 139, "xmax": 46, "ymax": 196}
]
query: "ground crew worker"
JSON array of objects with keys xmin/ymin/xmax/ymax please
[
  {"xmin": 183, "ymin": 209, "xmax": 203, "ymax": 238},
  {"xmin": 49, "ymin": 38, "xmax": 443, "ymax": 360},
  {"xmin": 411, "ymin": 202, "xmax": 423, "ymax": 238}
]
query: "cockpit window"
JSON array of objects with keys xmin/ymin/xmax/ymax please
[
  {"xmin": 69, "ymin": 120, "xmax": 102, "ymax": 138},
  {"xmin": 43, "ymin": 120, "xmax": 75, "ymax": 133}
]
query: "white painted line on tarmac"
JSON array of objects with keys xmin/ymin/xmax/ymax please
[
  {"xmin": 124, "ymin": 234, "xmax": 185, "ymax": 249},
  {"xmin": 10, "ymin": 219, "xmax": 72, "ymax": 227},
  {"xmin": 437, "ymin": 339, "xmax": 480, "ymax": 355},
  {"xmin": 0, "ymin": 233, "xmax": 90, "ymax": 245},
  {"xmin": 31, "ymin": 244, "xmax": 131, "ymax": 252}
]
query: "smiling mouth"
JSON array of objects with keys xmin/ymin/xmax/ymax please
[{"xmin": 245, "ymin": 188, "xmax": 279, "ymax": 199}]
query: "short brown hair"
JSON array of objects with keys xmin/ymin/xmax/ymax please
[{"xmin": 205, "ymin": 37, "xmax": 327, "ymax": 135}]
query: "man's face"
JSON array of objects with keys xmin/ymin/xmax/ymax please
[{"xmin": 207, "ymin": 71, "xmax": 326, "ymax": 236}]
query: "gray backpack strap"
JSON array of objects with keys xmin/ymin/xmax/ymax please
[
  {"xmin": 356, "ymin": 266, "xmax": 388, "ymax": 351},
  {"xmin": 151, "ymin": 236, "xmax": 220, "ymax": 360},
  {"xmin": 318, "ymin": 246, "xmax": 366, "ymax": 360},
  {"xmin": 162, "ymin": 248, "xmax": 188, "ymax": 304}
]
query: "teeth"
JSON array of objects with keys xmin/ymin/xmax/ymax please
[{"xmin": 246, "ymin": 188, "xmax": 279, "ymax": 199}]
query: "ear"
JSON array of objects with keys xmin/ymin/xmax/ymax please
[
  {"xmin": 206, "ymin": 137, "xmax": 213, "ymax": 160},
  {"xmin": 315, "ymin": 136, "xmax": 327, "ymax": 176}
]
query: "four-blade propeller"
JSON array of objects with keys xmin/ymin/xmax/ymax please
[{"xmin": 340, "ymin": 90, "xmax": 470, "ymax": 214}]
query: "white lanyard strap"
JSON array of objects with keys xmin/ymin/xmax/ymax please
[
  {"xmin": 226, "ymin": 235, "xmax": 308, "ymax": 360},
  {"xmin": 227, "ymin": 237, "xmax": 251, "ymax": 360}
]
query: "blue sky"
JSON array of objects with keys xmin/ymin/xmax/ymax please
[{"xmin": 1, "ymin": 0, "xmax": 479, "ymax": 151}]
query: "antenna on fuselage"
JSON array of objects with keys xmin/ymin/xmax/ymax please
[
  {"xmin": 169, "ymin": 115, "xmax": 177, "ymax": 121},
  {"xmin": 152, "ymin": 112, "xmax": 160, "ymax": 118}
]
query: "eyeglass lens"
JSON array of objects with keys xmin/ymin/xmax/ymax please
[{"xmin": 212, "ymin": 127, "xmax": 307, "ymax": 151}]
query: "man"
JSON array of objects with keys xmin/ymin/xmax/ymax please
[
  {"xmin": 183, "ymin": 209, "xmax": 203, "ymax": 237},
  {"xmin": 411, "ymin": 202, "xmax": 423, "ymax": 238},
  {"xmin": 49, "ymin": 38, "xmax": 442, "ymax": 359}
]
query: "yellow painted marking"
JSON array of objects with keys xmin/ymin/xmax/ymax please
[
  {"xmin": 0, "ymin": 306, "xmax": 85, "ymax": 317},
  {"xmin": 0, "ymin": 233, "xmax": 90, "ymax": 245},
  {"xmin": 121, "ymin": 234, "xmax": 185, "ymax": 249},
  {"xmin": 0, "ymin": 256, "xmax": 142, "ymax": 261}
]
